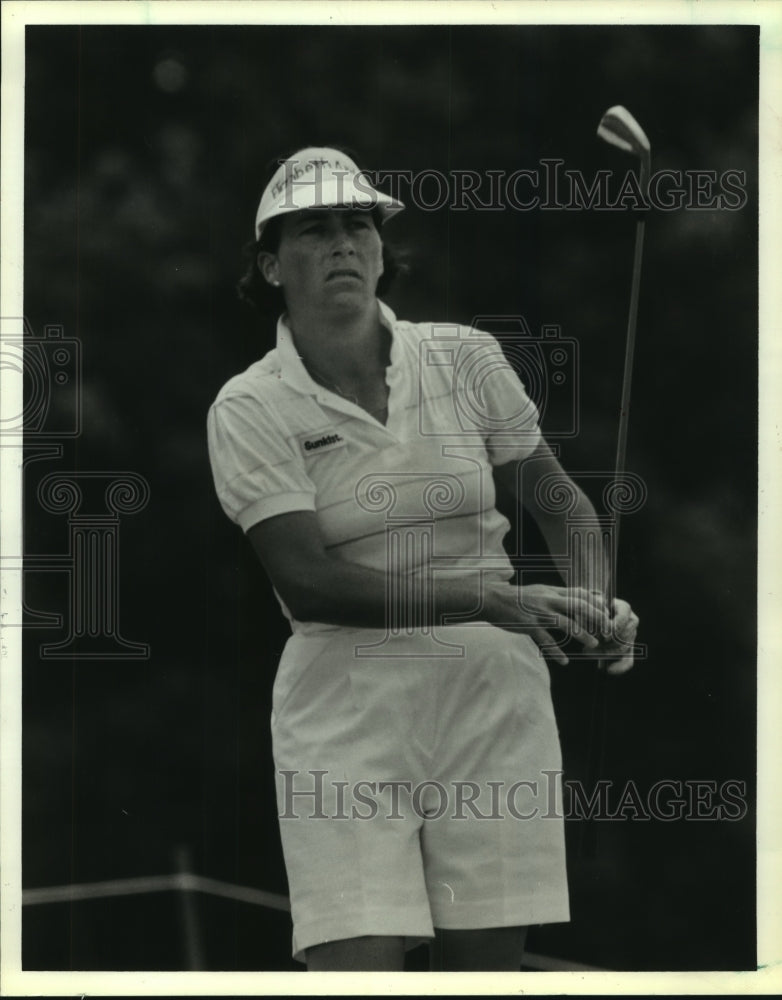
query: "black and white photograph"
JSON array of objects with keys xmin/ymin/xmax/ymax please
[{"xmin": 1, "ymin": 0, "xmax": 780, "ymax": 993}]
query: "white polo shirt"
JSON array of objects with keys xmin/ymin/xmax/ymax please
[{"xmin": 207, "ymin": 301, "xmax": 541, "ymax": 633}]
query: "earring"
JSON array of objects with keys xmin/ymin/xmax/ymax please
[{"xmin": 271, "ymin": 279, "xmax": 281, "ymax": 287}]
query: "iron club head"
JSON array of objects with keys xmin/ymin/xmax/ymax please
[
  {"xmin": 597, "ymin": 105, "xmax": 651, "ymax": 188},
  {"xmin": 597, "ymin": 105, "xmax": 650, "ymax": 157}
]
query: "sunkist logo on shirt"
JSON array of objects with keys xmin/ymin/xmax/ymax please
[{"xmin": 298, "ymin": 430, "xmax": 346, "ymax": 456}]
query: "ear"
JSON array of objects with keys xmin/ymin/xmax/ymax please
[{"xmin": 257, "ymin": 251, "xmax": 281, "ymax": 287}]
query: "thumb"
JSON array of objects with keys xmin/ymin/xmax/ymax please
[{"xmin": 606, "ymin": 654, "xmax": 634, "ymax": 676}]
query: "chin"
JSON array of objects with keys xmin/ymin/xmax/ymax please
[{"xmin": 323, "ymin": 287, "xmax": 371, "ymax": 308}]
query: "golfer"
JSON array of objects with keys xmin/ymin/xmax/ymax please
[{"xmin": 207, "ymin": 147, "xmax": 639, "ymax": 971}]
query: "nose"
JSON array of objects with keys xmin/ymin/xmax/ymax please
[{"xmin": 329, "ymin": 219, "xmax": 356, "ymax": 256}]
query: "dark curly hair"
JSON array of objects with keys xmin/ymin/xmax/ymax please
[{"xmin": 237, "ymin": 147, "xmax": 408, "ymax": 316}]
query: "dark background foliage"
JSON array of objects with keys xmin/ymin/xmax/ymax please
[{"xmin": 21, "ymin": 24, "xmax": 756, "ymax": 971}]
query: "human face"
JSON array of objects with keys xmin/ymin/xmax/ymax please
[{"xmin": 262, "ymin": 208, "xmax": 384, "ymax": 314}]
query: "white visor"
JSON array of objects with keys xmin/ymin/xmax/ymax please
[{"xmin": 254, "ymin": 147, "xmax": 404, "ymax": 240}]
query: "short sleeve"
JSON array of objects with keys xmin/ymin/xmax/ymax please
[
  {"xmin": 207, "ymin": 392, "xmax": 317, "ymax": 532},
  {"xmin": 456, "ymin": 330, "xmax": 542, "ymax": 466}
]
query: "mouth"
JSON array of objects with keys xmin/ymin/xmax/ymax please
[{"xmin": 326, "ymin": 268, "xmax": 362, "ymax": 282}]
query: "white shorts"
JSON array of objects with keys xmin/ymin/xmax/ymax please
[{"xmin": 270, "ymin": 623, "xmax": 570, "ymax": 962}]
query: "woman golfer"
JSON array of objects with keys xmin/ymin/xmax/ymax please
[{"xmin": 207, "ymin": 147, "xmax": 638, "ymax": 971}]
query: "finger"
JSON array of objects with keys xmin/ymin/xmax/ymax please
[
  {"xmin": 591, "ymin": 590, "xmax": 611, "ymax": 625},
  {"xmin": 546, "ymin": 606, "xmax": 603, "ymax": 646},
  {"xmin": 594, "ymin": 625, "xmax": 637, "ymax": 654},
  {"xmin": 531, "ymin": 628, "xmax": 569, "ymax": 666},
  {"xmin": 606, "ymin": 655, "xmax": 635, "ymax": 676},
  {"xmin": 609, "ymin": 600, "xmax": 633, "ymax": 637},
  {"xmin": 557, "ymin": 595, "xmax": 612, "ymax": 637},
  {"xmin": 554, "ymin": 586, "xmax": 603, "ymax": 605},
  {"xmin": 610, "ymin": 598, "xmax": 635, "ymax": 624},
  {"xmin": 613, "ymin": 614, "xmax": 639, "ymax": 644},
  {"xmin": 573, "ymin": 587, "xmax": 610, "ymax": 616},
  {"xmin": 574, "ymin": 631, "xmax": 601, "ymax": 652},
  {"xmin": 545, "ymin": 587, "xmax": 608, "ymax": 626},
  {"xmin": 620, "ymin": 619, "xmax": 639, "ymax": 640}
]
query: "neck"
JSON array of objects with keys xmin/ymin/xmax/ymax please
[{"xmin": 287, "ymin": 298, "xmax": 388, "ymax": 381}]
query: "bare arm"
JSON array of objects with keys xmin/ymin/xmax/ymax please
[
  {"xmin": 246, "ymin": 510, "xmax": 482, "ymax": 629},
  {"xmin": 493, "ymin": 438, "xmax": 609, "ymax": 594},
  {"xmin": 246, "ymin": 509, "xmax": 609, "ymax": 664},
  {"xmin": 494, "ymin": 439, "xmax": 639, "ymax": 672}
]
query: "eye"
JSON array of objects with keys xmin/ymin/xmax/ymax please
[{"xmin": 349, "ymin": 216, "xmax": 371, "ymax": 230}]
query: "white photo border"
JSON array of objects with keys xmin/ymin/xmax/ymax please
[{"xmin": 2, "ymin": 1, "xmax": 780, "ymax": 995}]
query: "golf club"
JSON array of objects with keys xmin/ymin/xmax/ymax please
[
  {"xmin": 597, "ymin": 105, "xmax": 650, "ymax": 595},
  {"xmin": 591, "ymin": 106, "xmax": 650, "ymax": 681}
]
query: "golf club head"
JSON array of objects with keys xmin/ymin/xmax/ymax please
[
  {"xmin": 597, "ymin": 105, "xmax": 650, "ymax": 157},
  {"xmin": 597, "ymin": 105, "xmax": 651, "ymax": 192}
]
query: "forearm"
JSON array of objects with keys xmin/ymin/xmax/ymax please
[
  {"xmin": 530, "ymin": 488, "xmax": 610, "ymax": 595},
  {"xmin": 279, "ymin": 555, "xmax": 504, "ymax": 629},
  {"xmin": 496, "ymin": 444, "xmax": 610, "ymax": 596}
]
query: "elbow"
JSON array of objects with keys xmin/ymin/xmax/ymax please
[
  {"xmin": 282, "ymin": 585, "xmax": 327, "ymax": 623},
  {"xmin": 274, "ymin": 565, "xmax": 335, "ymax": 623}
]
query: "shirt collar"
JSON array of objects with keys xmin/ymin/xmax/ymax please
[{"xmin": 275, "ymin": 299, "xmax": 399, "ymax": 396}]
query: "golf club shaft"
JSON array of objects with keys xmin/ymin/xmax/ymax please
[
  {"xmin": 595, "ymin": 108, "xmax": 650, "ymax": 599},
  {"xmin": 611, "ymin": 214, "xmax": 646, "ymax": 589}
]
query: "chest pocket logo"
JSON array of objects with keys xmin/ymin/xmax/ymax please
[{"xmin": 297, "ymin": 429, "xmax": 347, "ymax": 458}]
